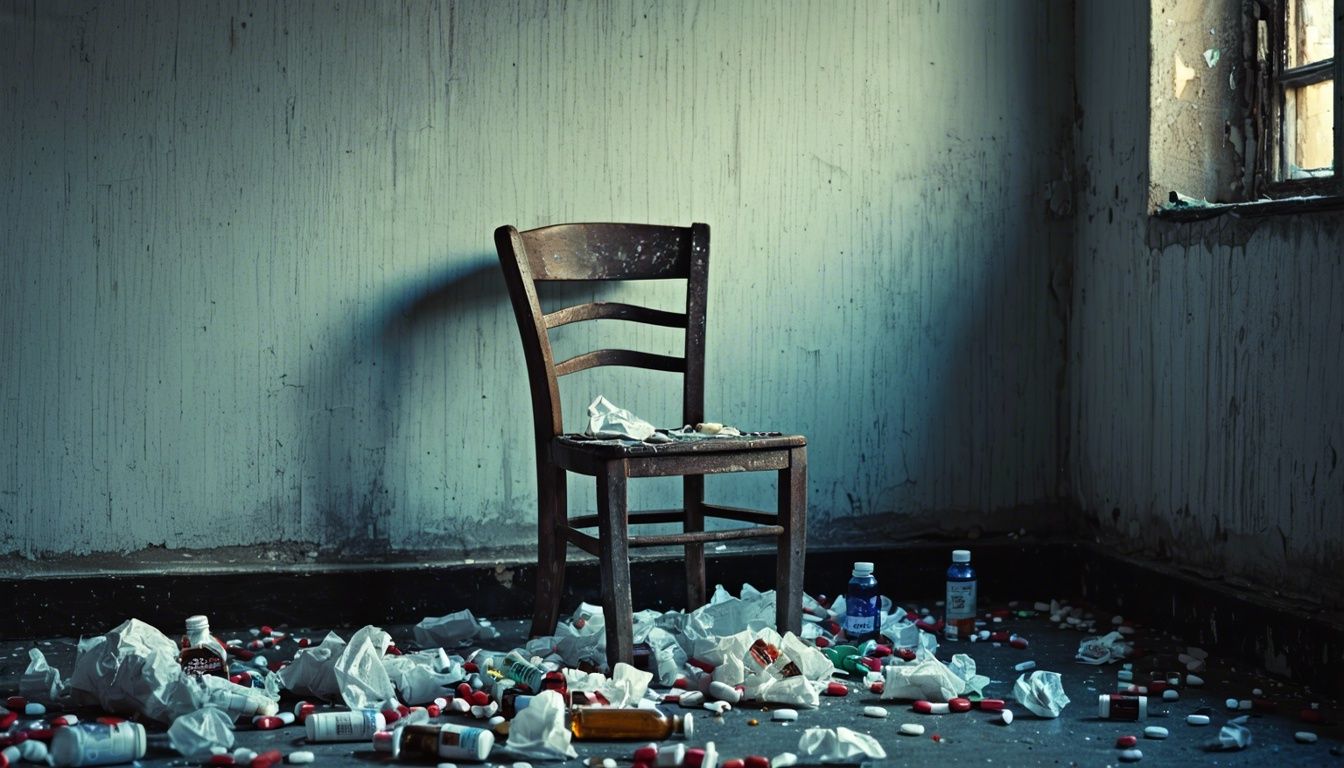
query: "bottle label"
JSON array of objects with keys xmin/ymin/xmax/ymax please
[
  {"xmin": 946, "ymin": 580, "xmax": 977, "ymax": 619},
  {"xmin": 845, "ymin": 596, "xmax": 879, "ymax": 636}
]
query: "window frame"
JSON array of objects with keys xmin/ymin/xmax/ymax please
[{"xmin": 1252, "ymin": 0, "xmax": 1340, "ymax": 199}]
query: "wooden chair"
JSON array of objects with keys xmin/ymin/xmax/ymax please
[{"xmin": 494, "ymin": 222, "xmax": 807, "ymax": 669}]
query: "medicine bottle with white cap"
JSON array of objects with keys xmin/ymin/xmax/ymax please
[
  {"xmin": 944, "ymin": 549, "xmax": 977, "ymax": 640},
  {"xmin": 179, "ymin": 615, "xmax": 228, "ymax": 678},
  {"xmin": 844, "ymin": 561, "xmax": 879, "ymax": 643}
]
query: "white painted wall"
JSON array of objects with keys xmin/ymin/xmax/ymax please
[
  {"xmin": 1, "ymin": 1, "xmax": 1071, "ymax": 566},
  {"xmin": 1072, "ymin": 3, "xmax": 1344, "ymax": 604}
]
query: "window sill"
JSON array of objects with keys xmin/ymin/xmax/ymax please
[{"xmin": 1153, "ymin": 194, "xmax": 1344, "ymax": 222}]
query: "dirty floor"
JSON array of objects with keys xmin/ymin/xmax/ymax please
[{"xmin": 1, "ymin": 599, "xmax": 1340, "ymax": 767}]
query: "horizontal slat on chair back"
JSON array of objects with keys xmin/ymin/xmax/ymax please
[
  {"xmin": 554, "ymin": 349, "xmax": 686, "ymax": 377},
  {"xmin": 544, "ymin": 302, "xmax": 688, "ymax": 329},
  {"xmin": 519, "ymin": 223, "xmax": 691, "ymax": 281}
]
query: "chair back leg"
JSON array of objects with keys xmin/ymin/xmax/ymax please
[
  {"xmin": 531, "ymin": 465, "xmax": 568, "ymax": 639},
  {"xmin": 683, "ymin": 475, "xmax": 707, "ymax": 609},
  {"xmin": 775, "ymin": 447, "xmax": 808, "ymax": 635},
  {"xmin": 597, "ymin": 462, "xmax": 635, "ymax": 668}
]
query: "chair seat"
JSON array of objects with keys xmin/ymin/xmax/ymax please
[{"xmin": 555, "ymin": 432, "xmax": 806, "ymax": 456}]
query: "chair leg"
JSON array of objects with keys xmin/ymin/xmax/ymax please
[
  {"xmin": 683, "ymin": 475, "xmax": 706, "ymax": 610},
  {"xmin": 597, "ymin": 461, "xmax": 634, "ymax": 669},
  {"xmin": 776, "ymin": 446, "xmax": 807, "ymax": 636},
  {"xmin": 530, "ymin": 464, "xmax": 568, "ymax": 639}
]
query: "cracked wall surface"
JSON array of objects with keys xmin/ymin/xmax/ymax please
[{"xmin": 0, "ymin": 1, "xmax": 1074, "ymax": 567}]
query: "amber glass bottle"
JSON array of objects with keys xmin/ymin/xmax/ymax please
[
  {"xmin": 179, "ymin": 615, "xmax": 228, "ymax": 678},
  {"xmin": 568, "ymin": 708, "xmax": 692, "ymax": 740}
]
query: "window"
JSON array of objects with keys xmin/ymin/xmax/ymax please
[{"xmin": 1251, "ymin": 0, "xmax": 1338, "ymax": 197}]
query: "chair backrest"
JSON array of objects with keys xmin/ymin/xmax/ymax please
[{"xmin": 495, "ymin": 222, "xmax": 710, "ymax": 445}]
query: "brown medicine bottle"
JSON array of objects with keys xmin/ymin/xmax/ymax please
[
  {"xmin": 179, "ymin": 615, "xmax": 228, "ymax": 678},
  {"xmin": 568, "ymin": 708, "xmax": 693, "ymax": 741}
]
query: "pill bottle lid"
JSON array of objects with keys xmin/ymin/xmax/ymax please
[
  {"xmin": 851, "ymin": 562, "xmax": 874, "ymax": 577},
  {"xmin": 185, "ymin": 615, "xmax": 210, "ymax": 633},
  {"xmin": 951, "ymin": 550, "xmax": 971, "ymax": 563},
  {"xmin": 680, "ymin": 713, "xmax": 694, "ymax": 739}
]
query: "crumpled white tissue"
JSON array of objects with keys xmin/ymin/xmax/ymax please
[
  {"xmin": 880, "ymin": 652, "xmax": 982, "ymax": 702},
  {"xmin": 334, "ymin": 626, "xmax": 399, "ymax": 711},
  {"xmin": 1076, "ymin": 631, "xmax": 1132, "ymax": 665},
  {"xmin": 384, "ymin": 648, "xmax": 467, "ymax": 705},
  {"xmin": 796, "ymin": 726, "xmax": 887, "ymax": 761},
  {"xmin": 67, "ymin": 619, "xmax": 202, "ymax": 723},
  {"xmin": 167, "ymin": 707, "xmax": 235, "ymax": 758},
  {"xmin": 586, "ymin": 396, "xmax": 669, "ymax": 443},
  {"xmin": 278, "ymin": 631, "xmax": 347, "ymax": 700},
  {"xmin": 564, "ymin": 663, "xmax": 652, "ymax": 709},
  {"xmin": 1213, "ymin": 715, "xmax": 1253, "ymax": 750},
  {"xmin": 1012, "ymin": 670, "xmax": 1070, "ymax": 718},
  {"xmin": 502, "ymin": 690, "xmax": 577, "ymax": 761},
  {"xmin": 21, "ymin": 648, "xmax": 66, "ymax": 705},
  {"xmin": 413, "ymin": 609, "xmax": 500, "ymax": 649}
]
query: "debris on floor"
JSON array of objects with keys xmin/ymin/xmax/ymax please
[{"xmin": 0, "ymin": 564, "xmax": 1340, "ymax": 767}]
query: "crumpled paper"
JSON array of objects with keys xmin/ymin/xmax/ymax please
[
  {"xmin": 880, "ymin": 652, "xmax": 984, "ymax": 702},
  {"xmin": 68, "ymin": 619, "xmax": 203, "ymax": 723},
  {"xmin": 502, "ymin": 690, "xmax": 577, "ymax": 761},
  {"xmin": 384, "ymin": 648, "xmax": 467, "ymax": 705},
  {"xmin": 563, "ymin": 663, "xmax": 653, "ymax": 709},
  {"xmin": 796, "ymin": 727, "xmax": 887, "ymax": 762},
  {"xmin": 413, "ymin": 609, "xmax": 500, "ymax": 649},
  {"xmin": 333, "ymin": 626, "xmax": 399, "ymax": 711},
  {"xmin": 585, "ymin": 396, "xmax": 669, "ymax": 443},
  {"xmin": 1076, "ymin": 631, "xmax": 1132, "ymax": 665},
  {"xmin": 1211, "ymin": 715, "xmax": 1253, "ymax": 751},
  {"xmin": 278, "ymin": 631, "xmax": 347, "ymax": 700},
  {"xmin": 1012, "ymin": 670, "xmax": 1070, "ymax": 718},
  {"xmin": 21, "ymin": 648, "xmax": 66, "ymax": 705},
  {"xmin": 167, "ymin": 707, "xmax": 235, "ymax": 758}
]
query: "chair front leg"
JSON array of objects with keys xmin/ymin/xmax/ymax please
[
  {"xmin": 531, "ymin": 464, "xmax": 568, "ymax": 639},
  {"xmin": 776, "ymin": 446, "xmax": 807, "ymax": 635},
  {"xmin": 597, "ymin": 460, "xmax": 634, "ymax": 669},
  {"xmin": 683, "ymin": 475, "xmax": 706, "ymax": 610}
]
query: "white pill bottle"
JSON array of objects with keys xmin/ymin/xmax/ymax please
[
  {"xmin": 50, "ymin": 722, "xmax": 147, "ymax": 767},
  {"xmin": 304, "ymin": 709, "xmax": 387, "ymax": 742}
]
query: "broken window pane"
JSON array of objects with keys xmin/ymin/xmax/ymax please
[
  {"xmin": 1286, "ymin": 79, "xmax": 1334, "ymax": 174},
  {"xmin": 1288, "ymin": 0, "xmax": 1334, "ymax": 67}
]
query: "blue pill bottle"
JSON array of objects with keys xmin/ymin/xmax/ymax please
[
  {"xmin": 944, "ymin": 549, "xmax": 977, "ymax": 640},
  {"xmin": 844, "ymin": 561, "xmax": 879, "ymax": 642}
]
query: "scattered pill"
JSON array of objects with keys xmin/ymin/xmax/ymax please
[
  {"xmin": 1116, "ymin": 735, "xmax": 1137, "ymax": 748},
  {"xmin": 656, "ymin": 744, "xmax": 686, "ymax": 767},
  {"xmin": 823, "ymin": 682, "xmax": 848, "ymax": 697},
  {"xmin": 1295, "ymin": 731, "xmax": 1318, "ymax": 744},
  {"xmin": 948, "ymin": 698, "xmax": 972, "ymax": 713},
  {"xmin": 771, "ymin": 709, "xmax": 798, "ymax": 722},
  {"xmin": 450, "ymin": 698, "xmax": 471, "ymax": 714},
  {"xmin": 1186, "ymin": 674, "xmax": 1204, "ymax": 686},
  {"xmin": 287, "ymin": 752, "xmax": 315, "ymax": 765},
  {"xmin": 5, "ymin": 697, "xmax": 26, "ymax": 710},
  {"xmin": 709, "ymin": 681, "xmax": 741, "ymax": 703},
  {"xmin": 1237, "ymin": 699, "xmax": 1253, "ymax": 710},
  {"xmin": 1162, "ymin": 690, "xmax": 1179, "ymax": 701},
  {"xmin": 513, "ymin": 762, "xmax": 533, "ymax": 768},
  {"xmin": 1143, "ymin": 726, "xmax": 1168, "ymax": 739},
  {"xmin": 899, "ymin": 723, "xmax": 925, "ymax": 736},
  {"xmin": 1119, "ymin": 748, "xmax": 1143, "ymax": 762},
  {"xmin": 979, "ymin": 699, "xmax": 1005, "ymax": 712},
  {"xmin": 743, "ymin": 756, "xmax": 769, "ymax": 768},
  {"xmin": 679, "ymin": 691, "xmax": 706, "ymax": 707},
  {"xmin": 912, "ymin": 701, "xmax": 950, "ymax": 715},
  {"xmin": 704, "ymin": 701, "xmax": 731, "ymax": 716},
  {"xmin": 252, "ymin": 716, "xmax": 283, "ymax": 730},
  {"xmin": 1186, "ymin": 714, "xmax": 1211, "ymax": 726},
  {"xmin": 634, "ymin": 745, "xmax": 658, "ymax": 762},
  {"xmin": 862, "ymin": 706, "xmax": 887, "ymax": 719},
  {"xmin": 22, "ymin": 704, "xmax": 44, "ymax": 717},
  {"xmin": 769, "ymin": 753, "xmax": 796, "ymax": 768},
  {"xmin": 1000, "ymin": 709, "xmax": 1013, "ymax": 725},
  {"xmin": 488, "ymin": 716, "xmax": 506, "ymax": 727},
  {"xmin": 1013, "ymin": 660, "xmax": 1036, "ymax": 672},
  {"xmin": 1225, "ymin": 698, "xmax": 1240, "ymax": 710}
]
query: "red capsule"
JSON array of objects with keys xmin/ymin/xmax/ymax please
[
  {"xmin": 251, "ymin": 716, "xmax": 283, "ymax": 730},
  {"xmin": 978, "ymin": 699, "xmax": 1006, "ymax": 712},
  {"xmin": 684, "ymin": 748, "xmax": 706, "ymax": 768},
  {"xmin": 426, "ymin": 704, "xmax": 441, "ymax": 718},
  {"xmin": 208, "ymin": 755, "xmax": 237, "ymax": 765},
  {"xmin": 871, "ymin": 644, "xmax": 892, "ymax": 657},
  {"xmin": 990, "ymin": 631, "xmax": 1011, "ymax": 642},
  {"xmin": 463, "ymin": 662, "xmax": 479, "ymax": 673},
  {"xmin": 948, "ymin": 698, "xmax": 972, "ymax": 713},
  {"xmin": 815, "ymin": 637, "xmax": 830, "ymax": 649},
  {"xmin": 663, "ymin": 694, "xmax": 682, "ymax": 704},
  {"xmin": 722, "ymin": 760, "xmax": 746, "ymax": 768},
  {"xmin": 930, "ymin": 733, "xmax": 942, "ymax": 742},
  {"xmin": 470, "ymin": 690, "xmax": 490, "ymax": 707},
  {"xmin": 397, "ymin": 704, "xmax": 412, "ymax": 717},
  {"xmin": 824, "ymin": 682, "xmax": 849, "ymax": 697},
  {"xmin": 1009, "ymin": 637, "xmax": 1029, "ymax": 650},
  {"xmin": 268, "ymin": 660, "xmax": 288, "ymax": 672},
  {"xmin": 25, "ymin": 728, "xmax": 53, "ymax": 742},
  {"xmin": 248, "ymin": 639, "xmax": 265, "ymax": 650},
  {"xmin": 1146, "ymin": 681, "xmax": 1169, "ymax": 694},
  {"xmin": 260, "ymin": 625, "xmax": 274, "ymax": 635},
  {"xmin": 50, "ymin": 715, "xmax": 78, "ymax": 727},
  {"xmin": 633, "ymin": 745, "xmax": 658, "ymax": 762},
  {"xmin": 297, "ymin": 637, "xmax": 312, "ymax": 648},
  {"xmin": 0, "ymin": 712, "xmax": 16, "ymax": 730},
  {"xmin": 385, "ymin": 645, "xmax": 403, "ymax": 656},
  {"xmin": 687, "ymin": 658, "xmax": 716, "ymax": 673},
  {"xmin": 869, "ymin": 682, "xmax": 885, "ymax": 695},
  {"xmin": 1116, "ymin": 735, "xmax": 1138, "ymax": 748},
  {"xmin": 456, "ymin": 683, "xmax": 473, "ymax": 699},
  {"xmin": 95, "ymin": 716, "xmax": 125, "ymax": 725},
  {"xmin": 745, "ymin": 756, "xmax": 770, "ymax": 768},
  {"xmin": 250, "ymin": 749, "xmax": 284, "ymax": 768},
  {"xmin": 229, "ymin": 673, "xmax": 251, "ymax": 686},
  {"xmin": 895, "ymin": 648, "xmax": 916, "ymax": 661},
  {"xmin": 381, "ymin": 708, "xmax": 402, "ymax": 725},
  {"xmin": 5, "ymin": 697, "xmax": 25, "ymax": 710},
  {"xmin": 673, "ymin": 677, "xmax": 690, "ymax": 689},
  {"xmin": 293, "ymin": 702, "xmax": 316, "ymax": 723}
]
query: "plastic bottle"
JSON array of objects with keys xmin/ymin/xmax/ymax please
[
  {"xmin": 304, "ymin": 709, "xmax": 386, "ymax": 742},
  {"xmin": 844, "ymin": 561, "xmax": 879, "ymax": 642},
  {"xmin": 50, "ymin": 722, "xmax": 147, "ymax": 767},
  {"xmin": 179, "ymin": 615, "xmax": 228, "ymax": 678},
  {"xmin": 1098, "ymin": 693, "xmax": 1148, "ymax": 720},
  {"xmin": 569, "ymin": 708, "xmax": 693, "ymax": 740},
  {"xmin": 944, "ymin": 549, "xmax": 977, "ymax": 640},
  {"xmin": 394, "ymin": 723, "xmax": 495, "ymax": 762}
]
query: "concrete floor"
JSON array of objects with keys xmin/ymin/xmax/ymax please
[{"xmin": 2, "ymin": 600, "xmax": 1340, "ymax": 767}]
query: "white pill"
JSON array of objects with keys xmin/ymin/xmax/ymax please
[
  {"xmin": 1252, "ymin": 688, "xmax": 1263, "ymax": 696},
  {"xmin": 1166, "ymin": 676, "xmax": 1181, "ymax": 686},
  {"xmin": 1186, "ymin": 674, "xmax": 1204, "ymax": 686},
  {"xmin": 488, "ymin": 715, "xmax": 506, "ymax": 727},
  {"xmin": 1119, "ymin": 748, "xmax": 1143, "ymax": 762},
  {"xmin": 514, "ymin": 762, "xmax": 533, "ymax": 768},
  {"xmin": 277, "ymin": 711, "xmax": 297, "ymax": 725},
  {"xmin": 1001, "ymin": 709, "xmax": 1014, "ymax": 725},
  {"xmin": 770, "ymin": 754, "xmax": 798, "ymax": 768},
  {"xmin": 1143, "ymin": 726, "xmax": 1168, "ymax": 739},
  {"xmin": 602, "ymin": 760, "xmax": 618, "ymax": 768},
  {"xmin": 1112, "ymin": 615, "xmax": 1124, "ymax": 624},
  {"xmin": 656, "ymin": 745, "xmax": 685, "ymax": 767},
  {"xmin": 704, "ymin": 700, "xmax": 730, "ymax": 715},
  {"xmin": 471, "ymin": 702, "xmax": 499, "ymax": 718},
  {"xmin": 211, "ymin": 746, "xmax": 229, "ymax": 756},
  {"xmin": 772, "ymin": 708, "xmax": 798, "ymax": 721},
  {"xmin": 679, "ymin": 691, "xmax": 706, "ymax": 707},
  {"xmin": 1162, "ymin": 690, "xmax": 1179, "ymax": 701},
  {"xmin": 23, "ymin": 702, "xmax": 45, "ymax": 716},
  {"xmin": 438, "ymin": 763, "xmax": 459, "ymax": 768},
  {"xmin": 234, "ymin": 748, "xmax": 257, "ymax": 765},
  {"xmin": 1237, "ymin": 699, "xmax": 1253, "ymax": 710},
  {"xmin": 1224, "ymin": 698, "xmax": 1240, "ymax": 710},
  {"xmin": 1186, "ymin": 659, "xmax": 1205, "ymax": 672},
  {"xmin": 18, "ymin": 740, "xmax": 48, "ymax": 762},
  {"xmin": 1295, "ymin": 731, "xmax": 1318, "ymax": 743},
  {"xmin": 1117, "ymin": 670, "xmax": 1134, "ymax": 682},
  {"xmin": 899, "ymin": 723, "xmax": 925, "ymax": 736},
  {"xmin": 977, "ymin": 630, "xmax": 991, "ymax": 640},
  {"xmin": 288, "ymin": 751, "xmax": 316, "ymax": 765},
  {"xmin": 862, "ymin": 706, "xmax": 888, "ymax": 719},
  {"xmin": 1186, "ymin": 714, "xmax": 1211, "ymax": 725},
  {"xmin": 709, "ymin": 681, "xmax": 741, "ymax": 703},
  {"xmin": 1014, "ymin": 660, "xmax": 1036, "ymax": 672},
  {"xmin": 450, "ymin": 698, "xmax": 471, "ymax": 713}
]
